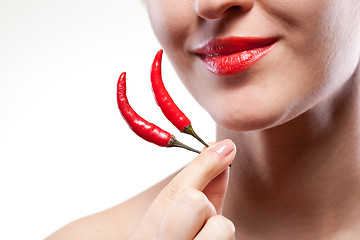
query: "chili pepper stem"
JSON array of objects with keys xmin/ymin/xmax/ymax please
[
  {"xmin": 168, "ymin": 135, "xmax": 201, "ymax": 154},
  {"xmin": 181, "ymin": 124, "xmax": 209, "ymax": 148}
]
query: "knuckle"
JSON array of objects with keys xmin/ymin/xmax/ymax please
[
  {"xmin": 208, "ymin": 215, "xmax": 235, "ymax": 235},
  {"xmin": 160, "ymin": 180, "xmax": 184, "ymax": 204},
  {"xmin": 179, "ymin": 188, "xmax": 209, "ymax": 210}
]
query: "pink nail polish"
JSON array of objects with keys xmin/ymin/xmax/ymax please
[{"xmin": 213, "ymin": 139, "xmax": 234, "ymax": 157}]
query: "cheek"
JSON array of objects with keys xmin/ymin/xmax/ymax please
[
  {"xmin": 146, "ymin": 0, "xmax": 195, "ymax": 51},
  {"xmin": 305, "ymin": 0, "xmax": 360, "ymax": 97},
  {"xmin": 146, "ymin": 0, "xmax": 197, "ymax": 94},
  {"xmin": 266, "ymin": 0, "xmax": 360, "ymax": 71}
]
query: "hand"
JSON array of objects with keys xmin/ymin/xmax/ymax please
[{"xmin": 129, "ymin": 139, "xmax": 236, "ymax": 240}]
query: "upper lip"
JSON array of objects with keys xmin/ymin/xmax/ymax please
[{"xmin": 193, "ymin": 36, "xmax": 278, "ymax": 56}]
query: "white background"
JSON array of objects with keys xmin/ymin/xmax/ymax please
[{"xmin": 0, "ymin": 1, "xmax": 215, "ymax": 239}]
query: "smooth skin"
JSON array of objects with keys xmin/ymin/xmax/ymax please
[
  {"xmin": 48, "ymin": 0, "xmax": 360, "ymax": 239},
  {"xmin": 48, "ymin": 140, "xmax": 236, "ymax": 239}
]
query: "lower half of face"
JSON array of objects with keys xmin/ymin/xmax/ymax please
[{"xmin": 146, "ymin": 0, "xmax": 360, "ymax": 131}]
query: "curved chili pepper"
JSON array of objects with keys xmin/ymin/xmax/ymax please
[
  {"xmin": 117, "ymin": 72, "xmax": 201, "ymax": 153},
  {"xmin": 151, "ymin": 50, "xmax": 209, "ymax": 148}
]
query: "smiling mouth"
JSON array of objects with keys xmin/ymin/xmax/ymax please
[{"xmin": 194, "ymin": 36, "xmax": 278, "ymax": 75}]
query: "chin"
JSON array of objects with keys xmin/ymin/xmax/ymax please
[
  {"xmin": 208, "ymin": 92, "xmax": 309, "ymax": 132},
  {"xmin": 210, "ymin": 105, "xmax": 287, "ymax": 132},
  {"xmin": 215, "ymin": 115, "xmax": 283, "ymax": 132}
]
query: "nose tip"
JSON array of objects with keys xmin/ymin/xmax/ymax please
[{"xmin": 194, "ymin": 0, "xmax": 254, "ymax": 20}]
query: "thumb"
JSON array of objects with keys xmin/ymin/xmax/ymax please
[
  {"xmin": 203, "ymin": 140, "xmax": 236, "ymax": 214},
  {"xmin": 202, "ymin": 140, "xmax": 235, "ymax": 214},
  {"xmin": 203, "ymin": 166, "xmax": 231, "ymax": 214}
]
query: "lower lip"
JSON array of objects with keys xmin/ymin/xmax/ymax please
[{"xmin": 199, "ymin": 44, "xmax": 275, "ymax": 75}]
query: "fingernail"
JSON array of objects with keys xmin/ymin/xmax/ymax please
[{"xmin": 212, "ymin": 139, "xmax": 235, "ymax": 157}]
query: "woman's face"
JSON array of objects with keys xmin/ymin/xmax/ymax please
[{"xmin": 145, "ymin": 0, "xmax": 360, "ymax": 131}]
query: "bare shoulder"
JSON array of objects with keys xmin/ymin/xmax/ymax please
[{"xmin": 46, "ymin": 172, "xmax": 177, "ymax": 240}]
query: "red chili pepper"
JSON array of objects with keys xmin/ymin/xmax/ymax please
[
  {"xmin": 151, "ymin": 49, "xmax": 209, "ymax": 147},
  {"xmin": 117, "ymin": 72, "xmax": 201, "ymax": 153}
]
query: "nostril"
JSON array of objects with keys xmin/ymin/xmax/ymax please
[
  {"xmin": 194, "ymin": 0, "xmax": 254, "ymax": 20},
  {"xmin": 224, "ymin": 6, "xmax": 241, "ymax": 14}
]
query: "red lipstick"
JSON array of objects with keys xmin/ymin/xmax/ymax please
[{"xmin": 194, "ymin": 37, "xmax": 277, "ymax": 75}]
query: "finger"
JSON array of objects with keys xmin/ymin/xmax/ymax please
[
  {"xmin": 194, "ymin": 215, "xmax": 235, "ymax": 240},
  {"xmin": 133, "ymin": 139, "xmax": 236, "ymax": 238},
  {"xmin": 203, "ymin": 166, "xmax": 230, "ymax": 214},
  {"xmin": 159, "ymin": 139, "xmax": 236, "ymax": 204},
  {"xmin": 158, "ymin": 188, "xmax": 216, "ymax": 240}
]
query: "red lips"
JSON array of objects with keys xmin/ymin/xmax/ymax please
[{"xmin": 194, "ymin": 36, "xmax": 277, "ymax": 75}]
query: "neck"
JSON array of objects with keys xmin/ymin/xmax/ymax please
[{"xmin": 220, "ymin": 68, "xmax": 360, "ymax": 239}]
